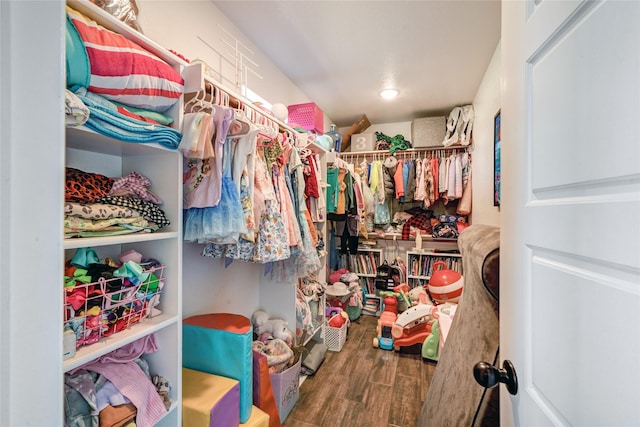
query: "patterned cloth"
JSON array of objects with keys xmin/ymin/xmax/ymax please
[
  {"xmin": 109, "ymin": 171, "xmax": 162, "ymax": 205},
  {"xmin": 401, "ymin": 212, "xmax": 433, "ymax": 240},
  {"xmin": 96, "ymin": 196, "xmax": 170, "ymax": 228},
  {"xmin": 65, "ymin": 202, "xmax": 140, "ymax": 220}
]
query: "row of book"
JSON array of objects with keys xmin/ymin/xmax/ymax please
[
  {"xmin": 408, "ymin": 255, "xmax": 462, "ymax": 278},
  {"xmin": 339, "ymin": 251, "xmax": 380, "ymax": 276},
  {"xmin": 362, "ymin": 293, "xmax": 380, "ymax": 316}
]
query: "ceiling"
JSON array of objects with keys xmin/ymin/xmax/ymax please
[{"xmin": 212, "ymin": 1, "xmax": 501, "ymax": 127}]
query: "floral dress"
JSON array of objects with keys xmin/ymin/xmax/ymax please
[{"xmin": 202, "ymin": 150, "xmax": 290, "ymax": 263}]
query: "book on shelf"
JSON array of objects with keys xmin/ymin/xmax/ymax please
[{"xmin": 369, "ymin": 252, "xmax": 377, "ymax": 274}]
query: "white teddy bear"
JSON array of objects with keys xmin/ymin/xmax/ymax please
[{"xmin": 251, "ymin": 310, "xmax": 293, "ymax": 346}]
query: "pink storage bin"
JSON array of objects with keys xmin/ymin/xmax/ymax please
[{"xmin": 287, "ymin": 102, "xmax": 324, "ymax": 133}]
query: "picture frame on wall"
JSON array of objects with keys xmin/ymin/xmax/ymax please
[{"xmin": 494, "ymin": 110, "xmax": 501, "ymax": 206}]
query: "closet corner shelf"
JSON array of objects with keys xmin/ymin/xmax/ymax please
[
  {"xmin": 63, "ymin": 230, "xmax": 180, "ymax": 250},
  {"xmin": 63, "ymin": 312, "xmax": 179, "ymax": 373},
  {"xmin": 66, "ymin": 126, "xmax": 178, "ymax": 156}
]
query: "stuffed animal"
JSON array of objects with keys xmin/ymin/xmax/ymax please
[
  {"xmin": 408, "ymin": 286, "xmax": 429, "ymax": 305},
  {"xmin": 252, "ymin": 310, "xmax": 294, "ymax": 346},
  {"xmin": 152, "ymin": 375, "xmax": 171, "ymax": 410}
]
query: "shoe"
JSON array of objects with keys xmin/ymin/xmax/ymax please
[
  {"xmin": 458, "ymin": 105, "xmax": 475, "ymax": 146},
  {"xmin": 442, "ymin": 107, "xmax": 462, "ymax": 146}
]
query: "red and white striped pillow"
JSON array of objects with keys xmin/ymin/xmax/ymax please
[{"xmin": 67, "ymin": 6, "xmax": 184, "ymax": 113}]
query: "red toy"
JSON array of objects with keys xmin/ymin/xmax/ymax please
[{"xmin": 428, "ymin": 261, "xmax": 464, "ymax": 303}]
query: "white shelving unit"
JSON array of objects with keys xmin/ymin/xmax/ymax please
[
  {"xmin": 339, "ymin": 247, "xmax": 383, "ymax": 316},
  {"xmin": 59, "ymin": 2, "xmax": 199, "ymax": 424},
  {"xmin": 299, "ymin": 140, "xmax": 330, "ymax": 385},
  {"xmin": 302, "ymin": 140, "xmax": 330, "ymax": 346},
  {"xmin": 406, "ymin": 250, "xmax": 463, "ymax": 289}
]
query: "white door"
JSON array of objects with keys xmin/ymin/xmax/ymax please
[{"xmin": 501, "ymin": 0, "xmax": 640, "ymax": 425}]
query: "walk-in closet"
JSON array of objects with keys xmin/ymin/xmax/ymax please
[{"xmin": 3, "ymin": 1, "xmax": 639, "ymax": 427}]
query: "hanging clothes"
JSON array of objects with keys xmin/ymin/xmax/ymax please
[{"xmin": 183, "ymin": 131, "xmax": 247, "ymax": 243}]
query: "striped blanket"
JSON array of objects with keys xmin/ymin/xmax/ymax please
[{"xmin": 66, "ymin": 6, "xmax": 184, "ymax": 113}]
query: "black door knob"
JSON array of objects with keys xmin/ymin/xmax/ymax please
[{"xmin": 473, "ymin": 359, "xmax": 518, "ymax": 395}]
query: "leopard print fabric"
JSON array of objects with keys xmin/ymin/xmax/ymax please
[
  {"xmin": 64, "ymin": 202, "xmax": 140, "ymax": 220},
  {"xmin": 65, "ymin": 168, "xmax": 114, "ymax": 203}
]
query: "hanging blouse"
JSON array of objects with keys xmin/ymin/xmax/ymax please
[{"xmin": 183, "ymin": 105, "xmax": 233, "ymax": 209}]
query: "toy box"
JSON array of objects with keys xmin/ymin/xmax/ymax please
[{"xmin": 269, "ymin": 356, "xmax": 302, "ymax": 422}]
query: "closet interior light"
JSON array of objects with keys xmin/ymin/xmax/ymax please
[{"xmin": 379, "ymin": 89, "xmax": 399, "ymax": 100}]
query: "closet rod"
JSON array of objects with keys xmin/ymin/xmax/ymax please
[
  {"xmin": 338, "ymin": 146, "xmax": 469, "ymax": 157},
  {"xmin": 202, "ymin": 76, "xmax": 299, "ymax": 137}
]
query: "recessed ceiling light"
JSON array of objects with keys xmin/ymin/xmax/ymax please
[{"xmin": 379, "ymin": 89, "xmax": 399, "ymax": 100}]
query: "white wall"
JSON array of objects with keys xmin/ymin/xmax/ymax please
[
  {"xmin": 138, "ymin": 0, "xmax": 331, "ymax": 125},
  {"xmin": 471, "ymin": 42, "xmax": 501, "ymax": 227},
  {"xmin": 338, "ymin": 120, "xmax": 413, "ymax": 147},
  {"xmin": 137, "ymin": 1, "xmax": 313, "ymax": 327}
]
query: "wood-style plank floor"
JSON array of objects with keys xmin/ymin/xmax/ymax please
[{"xmin": 283, "ymin": 314, "xmax": 437, "ymax": 427}]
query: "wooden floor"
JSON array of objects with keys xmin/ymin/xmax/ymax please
[{"xmin": 283, "ymin": 314, "xmax": 437, "ymax": 427}]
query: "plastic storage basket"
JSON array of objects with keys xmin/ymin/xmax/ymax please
[
  {"xmin": 287, "ymin": 102, "xmax": 324, "ymax": 134},
  {"xmin": 324, "ymin": 322, "xmax": 348, "ymax": 352},
  {"xmin": 63, "ymin": 263, "xmax": 165, "ymax": 351}
]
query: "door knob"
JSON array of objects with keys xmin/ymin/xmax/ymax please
[{"xmin": 473, "ymin": 359, "xmax": 518, "ymax": 395}]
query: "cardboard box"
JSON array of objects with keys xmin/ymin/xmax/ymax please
[
  {"xmin": 411, "ymin": 116, "xmax": 446, "ymax": 147},
  {"xmin": 349, "ymin": 133, "xmax": 375, "ymax": 152},
  {"xmin": 341, "ymin": 114, "xmax": 371, "ymax": 151}
]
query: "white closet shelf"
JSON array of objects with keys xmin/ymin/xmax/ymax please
[
  {"xmin": 67, "ymin": 126, "xmax": 178, "ymax": 156},
  {"xmin": 63, "ymin": 231, "xmax": 181, "ymax": 250},
  {"xmin": 63, "ymin": 312, "xmax": 179, "ymax": 372}
]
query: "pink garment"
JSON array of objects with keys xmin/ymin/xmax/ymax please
[
  {"xmin": 183, "ymin": 106, "xmax": 233, "ymax": 209},
  {"xmin": 109, "ymin": 171, "xmax": 162, "ymax": 204},
  {"xmin": 75, "ymin": 335, "xmax": 166, "ymax": 427},
  {"xmin": 274, "ymin": 159, "xmax": 301, "ymax": 248}
]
